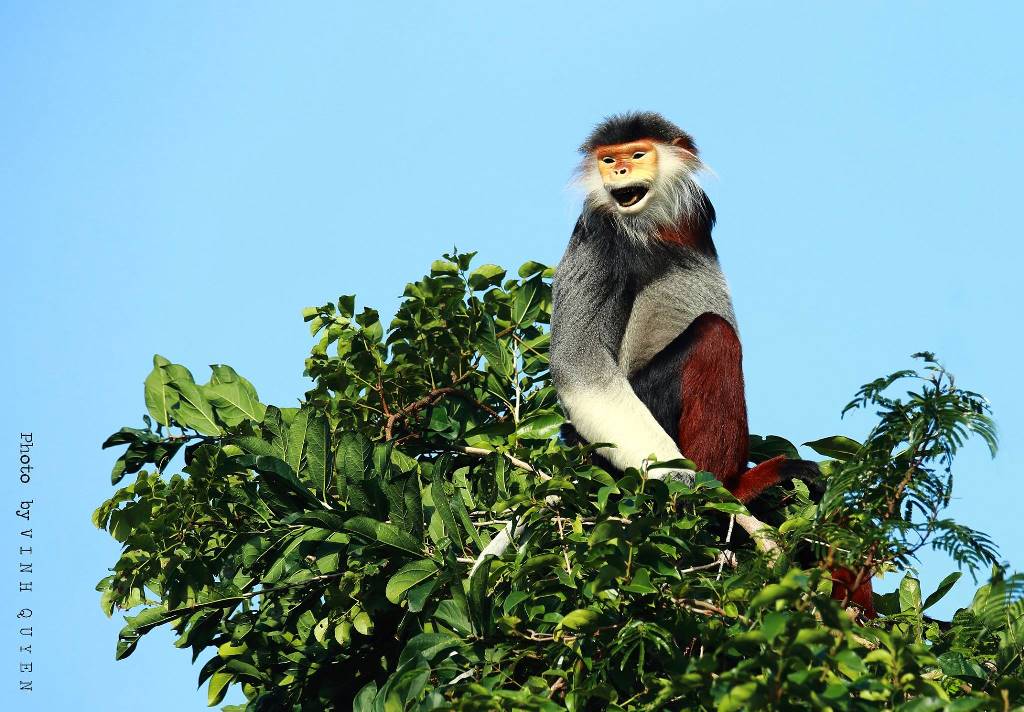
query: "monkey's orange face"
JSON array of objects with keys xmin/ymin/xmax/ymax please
[{"xmin": 595, "ymin": 139, "xmax": 659, "ymax": 213}]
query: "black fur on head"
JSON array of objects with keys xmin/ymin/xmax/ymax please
[{"xmin": 579, "ymin": 111, "xmax": 697, "ymax": 154}]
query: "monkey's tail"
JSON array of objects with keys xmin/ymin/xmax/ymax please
[
  {"xmin": 830, "ymin": 567, "xmax": 877, "ymax": 618},
  {"xmin": 726, "ymin": 456, "xmax": 824, "ymax": 503},
  {"xmin": 725, "ymin": 457, "xmax": 877, "ymax": 618}
]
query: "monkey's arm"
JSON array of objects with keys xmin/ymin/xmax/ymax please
[
  {"xmin": 556, "ymin": 370, "xmax": 688, "ymax": 476},
  {"xmin": 550, "ymin": 232, "xmax": 691, "ymax": 480}
]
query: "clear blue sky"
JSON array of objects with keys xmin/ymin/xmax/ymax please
[{"xmin": 2, "ymin": 3, "xmax": 1021, "ymax": 710}]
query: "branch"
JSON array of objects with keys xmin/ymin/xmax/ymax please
[
  {"xmin": 129, "ymin": 572, "xmax": 346, "ymax": 635},
  {"xmin": 456, "ymin": 445, "xmax": 551, "ymax": 481},
  {"xmin": 459, "ymin": 446, "xmax": 780, "ymax": 574},
  {"xmin": 734, "ymin": 513, "xmax": 780, "ymax": 556},
  {"xmin": 385, "ymin": 387, "xmax": 501, "ymax": 440}
]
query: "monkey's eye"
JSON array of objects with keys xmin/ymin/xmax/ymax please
[
  {"xmin": 633, "ymin": 152, "xmax": 646, "ymax": 159},
  {"xmin": 601, "ymin": 157, "xmax": 615, "ymax": 164}
]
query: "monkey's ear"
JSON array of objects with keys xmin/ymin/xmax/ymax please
[{"xmin": 671, "ymin": 135, "xmax": 698, "ymax": 155}]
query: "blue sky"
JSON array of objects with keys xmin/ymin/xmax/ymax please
[{"xmin": 2, "ymin": 3, "xmax": 1021, "ymax": 709}]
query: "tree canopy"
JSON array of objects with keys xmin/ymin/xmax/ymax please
[{"xmin": 95, "ymin": 252, "xmax": 1023, "ymax": 710}]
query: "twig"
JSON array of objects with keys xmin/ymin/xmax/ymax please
[
  {"xmin": 131, "ymin": 572, "xmax": 346, "ymax": 635},
  {"xmin": 385, "ymin": 387, "xmax": 500, "ymax": 440},
  {"xmin": 680, "ymin": 553, "xmax": 736, "ymax": 575},
  {"xmin": 457, "ymin": 445, "xmax": 551, "ymax": 481},
  {"xmin": 719, "ymin": 515, "xmax": 736, "ymax": 579},
  {"xmin": 554, "ymin": 514, "xmax": 571, "ymax": 574},
  {"xmin": 672, "ymin": 597, "xmax": 745, "ymax": 621},
  {"xmin": 512, "ymin": 343, "xmax": 521, "ymax": 424},
  {"xmin": 374, "ymin": 377, "xmax": 392, "ymax": 417}
]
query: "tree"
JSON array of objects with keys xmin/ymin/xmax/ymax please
[{"xmin": 95, "ymin": 252, "xmax": 1023, "ymax": 710}]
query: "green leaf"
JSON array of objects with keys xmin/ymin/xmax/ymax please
[
  {"xmin": 922, "ymin": 571, "xmax": 962, "ymax": 612},
  {"xmin": 353, "ymin": 611, "xmax": 373, "ymax": 636},
  {"xmin": 163, "ymin": 364, "xmax": 222, "ymax": 436},
  {"xmin": 749, "ymin": 584, "xmax": 797, "ymax": 609},
  {"xmin": 834, "ymin": 649, "xmax": 867, "ymax": 676},
  {"xmin": 872, "ymin": 591, "xmax": 900, "ymax": 617},
  {"xmin": 232, "ymin": 434, "xmax": 282, "ymax": 459},
  {"xmin": 405, "ymin": 578, "xmax": 436, "ymax": 613},
  {"xmin": 115, "ymin": 634, "xmax": 139, "ymax": 660},
  {"xmin": 468, "ymin": 556, "xmax": 492, "ymax": 633},
  {"xmin": 430, "ymin": 259, "xmax": 459, "ymax": 275},
  {"xmin": 760, "ymin": 612, "xmax": 788, "ymax": 642},
  {"xmin": 338, "ymin": 294, "xmax": 355, "ymax": 318},
  {"xmin": 336, "ymin": 431, "xmax": 373, "ymax": 512},
  {"xmin": 398, "ymin": 631, "xmax": 463, "ymax": 666},
  {"xmin": 468, "ymin": 264, "xmax": 506, "ymax": 290},
  {"xmin": 205, "ymin": 364, "xmax": 266, "ymax": 426},
  {"xmin": 377, "ymin": 458, "xmax": 423, "ymax": 541},
  {"xmin": 503, "ymin": 591, "xmax": 530, "ymax": 614},
  {"xmin": 296, "ymin": 510, "xmax": 351, "ymax": 530},
  {"xmin": 448, "ymin": 481, "xmax": 484, "ymax": 550},
  {"xmin": 143, "ymin": 354, "xmax": 179, "ymax": 426},
  {"xmin": 401, "ymin": 470, "xmax": 424, "ymax": 542},
  {"xmin": 803, "ymin": 435, "xmax": 863, "ymax": 461},
  {"xmin": 517, "ymin": 260, "xmax": 548, "ymax": 278},
  {"xmin": 352, "ymin": 682, "xmax": 378, "ymax": 712},
  {"xmin": 101, "ymin": 426, "xmax": 154, "ymax": 449},
  {"xmin": 478, "ymin": 313, "xmax": 513, "ymax": 377},
  {"xmin": 452, "ymin": 250, "xmax": 477, "ymax": 270},
  {"xmin": 386, "ymin": 559, "xmax": 438, "ymax": 604},
  {"xmin": 717, "ymin": 681, "xmax": 757, "ymax": 712},
  {"xmin": 621, "ymin": 568, "xmax": 656, "ymax": 594},
  {"xmin": 511, "ymin": 280, "xmax": 538, "ymax": 325},
  {"xmin": 430, "ymin": 455, "xmax": 464, "ymax": 551},
  {"xmin": 431, "ymin": 475, "xmax": 463, "ymax": 551},
  {"xmin": 304, "ymin": 413, "xmax": 331, "ymax": 496},
  {"xmin": 748, "ymin": 434, "xmax": 799, "ymax": 462},
  {"xmin": 899, "ymin": 573, "xmax": 923, "ymax": 613},
  {"xmin": 938, "ymin": 652, "xmax": 987, "ymax": 680},
  {"xmin": 344, "ymin": 516, "xmax": 423, "ymax": 556},
  {"xmin": 262, "ymin": 406, "xmax": 288, "ymax": 453},
  {"xmin": 240, "ymin": 454, "xmax": 320, "ymax": 508},
  {"xmin": 285, "ymin": 406, "xmax": 311, "ymax": 476},
  {"xmin": 223, "ymin": 659, "xmax": 265, "ymax": 682},
  {"xmin": 433, "ymin": 598, "xmax": 473, "ymax": 636},
  {"xmin": 262, "ymin": 531, "xmax": 306, "ymax": 584},
  {"xmin": 559, "ymin": 608, "xmax": 600, "ymax": 631},
  {"xmin": 207, "ymin": 671, "xmax": 234, "ymax": 707},
  {"xmin": 516, "ymin": 411, "xmax": 563, "ymax": 439},
  {"xmin": 337, "ymin": 430, "xmax": 371, "ymax": 482},
  {"xmin": 704, "ymin": 501, "xmax": 747, "ymax": 514}
]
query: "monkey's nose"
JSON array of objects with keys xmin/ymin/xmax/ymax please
[{"xmin": 616, "ymin": 167, "xmax": 628, "ymax": 175}]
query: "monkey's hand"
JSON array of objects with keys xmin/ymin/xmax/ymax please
[{"xmin": 644, "ymin": 459, "xmax": 696, "ymax": 485}]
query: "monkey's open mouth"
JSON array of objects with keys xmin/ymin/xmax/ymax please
[{"xmin": 610, "ymin": 186, "xmax": 649, "ymax": 208}]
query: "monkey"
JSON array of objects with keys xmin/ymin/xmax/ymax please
[
  {"xmin": 551, "ymin": 111, "xmax": 793, "ymax": 494},
  {"xmin": 547, "ymin": 111, "xmax": 875, "ymax": 617}
]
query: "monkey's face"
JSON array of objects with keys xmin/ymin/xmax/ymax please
[{"xmin": 594, "ymin": 140, "xmax": 659, "ymax": 214}]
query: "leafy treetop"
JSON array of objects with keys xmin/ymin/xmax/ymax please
[{"xmin": 95, "ymin": 252, "xmax": 1022, "ymax": 711}]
